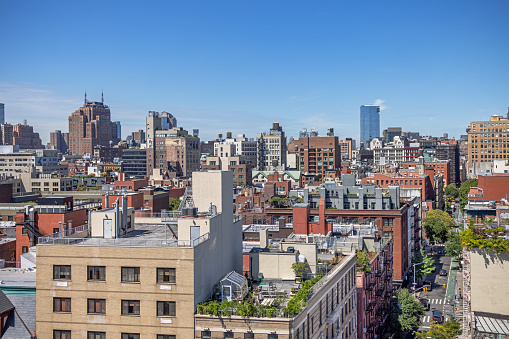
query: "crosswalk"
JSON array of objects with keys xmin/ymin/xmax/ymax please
[
  {"xmin": 429, "ymin": 298, "xmax": 446, "ymax": 305},
  {"xmin": 421, "ymin": 315, "xmax": 449, "ymax": 324}
]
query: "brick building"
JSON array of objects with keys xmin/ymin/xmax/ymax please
[
  {"xmin": 202, "ymin": 155, "xmax": 252, "ymax": 186},
  {"xmin": 468, "ymin": 174, "xmax": 509, "ymax": 203},
  {"xmin": 288, "ymin": 135, "xmax": 341, "ymax": 179},
  {"xmin": 68, "ymin": 94, "xmax": 120, "ymax": 155}
]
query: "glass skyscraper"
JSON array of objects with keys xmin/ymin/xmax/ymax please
[{"xmin": 360, "ymin": 105, "xmax": 380, "ymax": 147}]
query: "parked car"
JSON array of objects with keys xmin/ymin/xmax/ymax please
[
  {"xmin": 419, "ymin": 298, "xmax": 430, "ymax": 310},
  {"xmin": 423, "ymin": 280, "xmax": 433, "ymax": 291},
  {"xmin": 439, "ymin": 269, "xmax": 447, "ymax": 276},
  {"xmin": 433, "ymin": 310, "xmax": 443, "ymax": 323}
]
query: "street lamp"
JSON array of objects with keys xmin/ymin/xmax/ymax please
[{"xmin": 413, "ymin": 262, "xmax": 425, "ymax": 297}]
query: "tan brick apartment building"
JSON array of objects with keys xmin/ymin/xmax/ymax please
[
  {"xmin": 36, "ymin": 171, "xmax": 242, "ymax": 338},
  {"xmin": 467, "ymin": 112, "xmax": 509, "ymax": 164}
]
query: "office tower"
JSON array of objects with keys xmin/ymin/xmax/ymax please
[
  {"xmin": 339, "ymin": 138, "xmax": 355, "ymax": 160},
  {"xmin": 131, "ymin": 130, "xmax": 146, "ymax": 144},
  {"xmin": 383, "ymin": 127, "xmax": 402, "ymax": 143},
  {"xmin": 147, "ymin": 127, "xmax": 200, "ymax": 177},
  {"xmin": 256, "ymin": 122, "xmax": 287, "ymax": 171},
  {"xmin": 0, "ymin": 103, "xmax": 4, "ymax": 124},
  {"xmin": 360, "ymin": 105, "xmax": 380, "ymax": 147},
  {"xmin": 49, "ymin": 130, "xmax": 69, "ymax": 153},
  {"xmin": 114, "ymin": 121, "xmax": 121, "ymax": 140},
  {"xmin": 467, "ymin": 112, "xmax": 509, "ymax": 165},
  {"xmin": 288, "ymin": 135, "xmax": 341, "ymax": 176},
  {"xmin": 68, "ymin": 93, "xmax": 119, "ymax": 155},
  {"xmin": 0, "ymin": 124, "xmax": 13, "ymax": 145},
  {"xmin": 122, "ymin": 148, "xmax": 147, "ymax": 177},
  {"xmin": 10, "ymin": 123, "xmax": 43, "ymax": 149}
]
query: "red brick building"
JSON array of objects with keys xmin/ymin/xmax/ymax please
[
  {"xmin": 362, "ymin": 172, "xmax": 435, "ymax": 202},
  {"xmin": 113, "ymin": 173, "xmax": 148, "ymax": 191},
  {"xmin": 288, "ymin": 136, "xmax": 341, "ymax": 179},
  {"xmin": 469, "ymin": 174, "xmax": 509, "ymax": 203}
]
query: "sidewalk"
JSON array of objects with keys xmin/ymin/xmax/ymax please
[{"xmin": 445, "ymin": 257, "xmax": 458, "ymax": 302}]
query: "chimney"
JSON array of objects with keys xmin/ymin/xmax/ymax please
[
  {"xmin": 260, "ymin": 228, "xmax": 269, "ymax": 248},
  {"xmin": 122, "ymin": 194, "xmax": 128, "ymax": 233},
  {"xmin": 59, "ymin": 221, "xmax": 63, "ymax": 236}
]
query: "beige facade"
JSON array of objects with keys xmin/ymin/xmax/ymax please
[
  {"xmin": 36, "ymin": 171, "xmax": 242, "ymax": 338},
  {"xmin": 470, "ymin": 248, "xmax": 509, "ymax": 316},
  {"xmin": 467, "ymin": 114, "xmax": 509, "ymax": 164}
]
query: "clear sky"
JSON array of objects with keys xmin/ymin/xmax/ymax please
[{"xmin": 1, "ymin": 0, "xmax": 508, "ymax": 144}]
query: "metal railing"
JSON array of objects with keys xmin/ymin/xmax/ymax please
[
  {"xmin": 38, "ymin": 225, "xmax": 89, "ymax": 244},
  {"xmin": 39, "ymin": 231, "xmax": 210, "ymax": 248}
]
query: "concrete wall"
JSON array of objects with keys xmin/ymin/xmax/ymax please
[
  {"xmin": 470, "ymin": 248, "xmax": 509, "ymax": 316},
  {"xmin": 281, "ymin": 242, "xmax": 318, "ymax": 274},
  {"xmin": 251, "ymin": 252, "xmax": 297, "ymax": 280}
]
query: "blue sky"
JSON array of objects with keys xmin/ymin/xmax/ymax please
[{"xmin": 1, "ymin": 1, "xmax": 508, "ymax": 144}]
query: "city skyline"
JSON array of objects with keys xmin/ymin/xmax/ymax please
[{"xmin": 1, "ymin": 1, "xmax": 508, "ymax": 143}]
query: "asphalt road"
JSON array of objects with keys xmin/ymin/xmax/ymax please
[{"xmin": 415, "ymin": 245, "xmax": 455, "ymax": 332}]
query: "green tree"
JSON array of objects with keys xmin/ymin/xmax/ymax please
[
  {"xmin": 422, "ymin": 209, "xmax": 455, "ymax": 244},
  {"xmin": 444, "ymin": 183, "xmax": 459, "ymax": 198},
  {"xmin": 445, "ymin": 232, "xmax": 462, "ymax": 258},
  {"xmin": 356, "ymin": 249, "xmax": 371, "ymax": 272},
  {"xmin": 168, "ymin": 198, "xmax": 181, "ymax": 211},
  {"xmin": 411, "ymin": 247, "xmax": 435, "ymax": 280},
  {"xmin": 414, "ymin": 318, "xmax": 461, "ymax": 339},
  {"xmin": 390, "ymin": 289, "xmax": 425, "ymax": 336},
  {"xmin": 291, "ymin": 262, "xmax": 308, "ymax": 278},
  {"xmin": 459, "ymin": 179, "xmax": 478, "ymax": 210}
]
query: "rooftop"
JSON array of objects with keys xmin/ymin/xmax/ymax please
[{"xmin": 38, "ymin": 223, "xmax": 209, "ymax": 248}]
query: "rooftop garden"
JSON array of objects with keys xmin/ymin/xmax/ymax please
[{"xmin": 460, "ymin": 226, "xmax": 509, "ymax": 254}]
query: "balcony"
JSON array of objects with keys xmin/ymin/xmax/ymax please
[{"xmin": 375, "ymin": 288, "xmax": 384, "ymax": 296}]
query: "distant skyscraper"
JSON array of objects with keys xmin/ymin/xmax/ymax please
[
  {"xmin": 68, "ymin": 92, "xmax": 119, "ymax": 155},
  {"xmin": 0, "ymin": 103, "xmax": 4, "ymax": 125},
  {"xmin": 360, "ymin": 105, "xmax": 380, "ymax": 147},
  {"xmin": 114, "ymin": 121, "xmax": 121, "ymax": 140}
]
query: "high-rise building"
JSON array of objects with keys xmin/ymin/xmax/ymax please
[
  {"xmin": 68, "ymin": 93, "xmax": 119, "ymax": 155},
  {"xmin": 0, "ymin": 103, "xmax": 4, "ymax": 125},
  {"xmin": 114, "ymin": 121, "xmax": 121, "ymax": 140},
  {"xmin": 256, "ymin": 122, "xmax": 287, "ymax": 171},
  {"xmin": 339, "ymin": 138, "xmax": 355, "ymax": 160},
  {"xmin": 213, "ymin": 133, "xmax": 257, "ymax": 167},
  {"xmin": 383, "ymin": 127, "xmax": 402, "ymax": 143},
  {"xmin": 147, "ymin": 127, "xmax": 200, "ymax": 177},
  {"xmin": 467, "ymin": 112, "xmax": 509, "ymax": 166},
  {"xmin": 360, "ymin": 105, "xmax": 380, "ymax": 147},
  {"xmin": 48, "ymin": 130, "xmax": 69, "ymax": 154},
  {"xmin": 122, "ymin": 148, "xmax": 147, "ymax": 177},
  {"xmin": 10, "ymin": 123, "xmax": 43, "ymax": 149},
  {"xmin": 288, "ymin": 135, "xmax": 341, "ymax": 176},
  {"xmin": 0, "ymin": 123, "xmax": 13, "ymax": 145}
]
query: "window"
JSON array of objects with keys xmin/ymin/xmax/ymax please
[
  {"xmin": 225, "ymin": 332, "xmax": 234, "ymax": 338},
  {"xmin": 53, "ymin": 265, "xmax": 71, "ymax": 280},
  {"xmin": 157, "ymin": 301, "xmax": 176, "ymax": 316},
  {"xmin": 22, "ymin": 246, "xmax": 28, "ymax": 253},
  {"xmin": 54, "ymin": 330, "xmax": 71, "ymax": 339},
  {"xmin": 244, "ymin": 333, "xmax": 254, "ymax": 339},
  {"xmin": 53, "ymin": 297, "xmax": 71, "ymax": 312},
  {"xmin": 157, "ymin": 268, "xmax": 176, "ymax": 283},
  {"xmin": 121, "ymin": 300, "xmax": 140, "ymax": 315},
  {"xmin": 201, "ymin": 331, "xmax": 211, "ymax": 339},
  {"xmin": 121, "ymin": 334, "xmax": 140, "ymax": 339},
  {"xmin": 88, "ymin": 266, "xmax": 106, "ymax": 281},
  {"xmin": 383, "ymin": 218, "xmax": 394, "ymax": 227},
  {"xmin": 268, "ymin": 334, "xmax": 278, "ymax": 339},
  {"xmin": 121, "ymin": 267, "xmax": 140, "ymax": 282},
  {"xmin": 22, "ymin": 227, "xmax": 28, "ymax": 235},
  {"xmin": 157, "ymin": 336, "xmax": 176, "ymax": 339},
  {"xmin": 87, "ymin": 299, "xmax": 106, "ymax": 314},
  {"xmin": 88, "ymin": 332, "xmax": 106, "ymax": 339}
]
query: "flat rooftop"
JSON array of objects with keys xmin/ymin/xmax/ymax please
[
  {"xmin": 0, "ymin": 268, "xmax": 36, "ymax": 288},
  {"xmin": 38, "ymin": 224, "xmax": 208, "ymax": 248}
]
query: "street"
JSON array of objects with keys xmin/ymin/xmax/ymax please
[{"xmin": 415, "ymin": 244, "xmax": 456, "ymax": 332}]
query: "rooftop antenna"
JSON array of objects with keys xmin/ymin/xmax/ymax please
[
  {"xmin": 84, "ymin": 90, "xmax": 87, "ymax": 106},
  {"xmin": 101, "ymin": 90, "xmax": 104, "ymax": 103}
]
